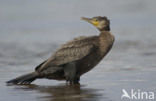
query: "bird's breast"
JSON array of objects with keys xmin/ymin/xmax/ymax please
[{"xmin": 76, "ymin": 49, "xmax": 103, "ymax": 76}]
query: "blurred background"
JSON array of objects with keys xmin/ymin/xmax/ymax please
[{"xmin": 0, "ymin": 0, "xmax": 156, "ymax": 101}]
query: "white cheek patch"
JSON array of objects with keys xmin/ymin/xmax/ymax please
[{"xmin": 97, "ymin": 21, "xmax": 106, "ymax": 29}]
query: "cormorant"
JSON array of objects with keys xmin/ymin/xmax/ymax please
[{"xmin": 7, "ymin": 16, "xmax": 115, "ymax": 85}]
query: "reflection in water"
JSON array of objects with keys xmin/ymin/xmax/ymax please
[{"xmin": 13, "ymin": 84, "xmax": 105, "ymax": 101}]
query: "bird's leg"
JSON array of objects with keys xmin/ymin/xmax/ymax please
[
  {"xmin": 73, "ymin": 76, "xmax": 80, "ymax": 84},
  {"xmin": 64, "ymin": 62, "xmax": 77, "ymax": 85}
]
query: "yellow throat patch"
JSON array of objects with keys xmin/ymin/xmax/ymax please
[{"xmin": 92, "ymin": 20, "xmax": 99, "ymax": 26}]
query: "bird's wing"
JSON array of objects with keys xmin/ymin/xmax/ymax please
[{"xmin": 36, "ymin": 36, "xmax": 97, "ymax": 72}]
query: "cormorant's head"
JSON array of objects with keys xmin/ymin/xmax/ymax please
[{"xmin": 81, "ymin": 16, "xmax": 110, "ymax": 31}]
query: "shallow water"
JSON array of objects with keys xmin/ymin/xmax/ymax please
[{"xmin": 0, "ymin": 0, "xmax": 156, "ymax": 101}]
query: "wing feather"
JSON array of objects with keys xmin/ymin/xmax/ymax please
[{"xmin": 37, "ymin": 36, "xmax": 97, "ymax": 72}]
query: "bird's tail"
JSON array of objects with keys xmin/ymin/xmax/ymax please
[{"xmin": 6, "ymin": 72, "xmax": 39, "ymax": 85}]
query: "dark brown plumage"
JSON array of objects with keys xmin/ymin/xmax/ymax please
[{"xmin": 7, "ymin": 16, "xmax": 115, "ymax": 85}]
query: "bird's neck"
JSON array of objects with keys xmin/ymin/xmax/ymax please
[
  {"xmin": 99, "ymin": 31, "xmax": 111, "ymax": 38},
  {"xmin": 99, "ymin": 31, "xmax": 114, "ymax": 52},
  {"xmin": 99, "ymin": 31, "xmax": 114, "ymax": 43},
  {"xmin": 98, "ymin": 26, "xmax": 110, "ymax": 31}
]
